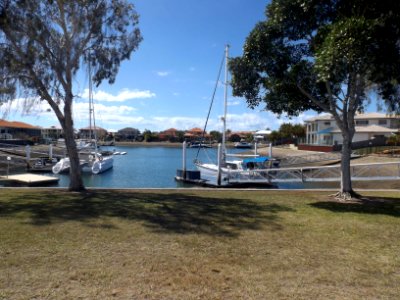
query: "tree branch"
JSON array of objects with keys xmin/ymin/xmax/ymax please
[
  {"xmin": 2, "ymin": 27, "xmax": 65, "ymax": 125},
  {"xmin": 325, "ymin": 81, "xmax": 342, "ymax": 113},
  {"xmin": 296, "ymin": 83, "xmax": 332, "ymax": 113}
]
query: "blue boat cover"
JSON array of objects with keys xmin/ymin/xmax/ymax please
[{"xmin": 243, "ymin": 156, "xmax": 270, "ymax": 164}]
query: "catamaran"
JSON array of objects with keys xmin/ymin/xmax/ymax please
[{"xmin": 53, "ymin": 63, "xmax": 113, "ymax": 175}]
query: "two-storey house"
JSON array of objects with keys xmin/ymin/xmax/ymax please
[{"xmin": 304, "ymin": 113, "xmax": 399, "ymax": 147}]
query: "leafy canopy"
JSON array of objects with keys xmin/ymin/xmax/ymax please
[
  {"xmin": 229, "ymin": 0, "xmax": 400, "ymax": 117},
  {"xmin": 0, "ymin": 0, "xmax": 142, "ymax": 107}
]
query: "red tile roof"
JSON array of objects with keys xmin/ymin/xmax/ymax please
[{"xmin": 0, "ymin": 119, "xmax": 40, "ymax": 129}]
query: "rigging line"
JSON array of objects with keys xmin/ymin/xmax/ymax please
[{"xmin": 195, "ymin": 50, "xmax": 226, "ymax": 160}]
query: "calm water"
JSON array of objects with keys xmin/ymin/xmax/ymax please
[{"xmin": 56, "ymin": 145, "xmax": 250, "ymax": 188}]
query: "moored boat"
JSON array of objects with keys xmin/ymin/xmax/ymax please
[
  {"xmin": 188, "ymin": 142, "xmax": 212, "ymax": 148},
  {"xmin": 234, "ymin": 141, "xmax": 253, "ymax": 149},
  {"xmin": 193, "ymin": 45, "xmax": 279, "ymax": 186}
]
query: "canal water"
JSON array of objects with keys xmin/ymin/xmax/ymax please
[{"xmin": 56, "ymin": 145, "xmax": 254, "ymax": 188}]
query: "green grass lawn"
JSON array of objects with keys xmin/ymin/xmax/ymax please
[{"xmin": 0, "ymin": 189, "xmax": 399, "ymax": 299}]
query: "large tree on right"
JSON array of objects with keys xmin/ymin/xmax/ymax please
[{"xmin": 230, "ymin": 0, "xmax": 400, "ymax": 199}]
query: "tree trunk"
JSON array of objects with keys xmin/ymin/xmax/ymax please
[
  {"xmin": 63, "ymin": 106, "xmax": 85, "ymax": 192},
  {"xmin": 340, "ymin": 133, "xmax": 353, "ymax": 195}
]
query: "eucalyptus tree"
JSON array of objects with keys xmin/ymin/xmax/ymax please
[
  {"xmin": 229, "ymin": 0, "xmax": 400, "ymax": 199},
  {"xmin": 0, "ymin": 0, "xmax": 142, "ymax": 191}
]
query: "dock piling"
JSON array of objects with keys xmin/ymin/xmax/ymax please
[{"xmin": 182, "ymin": 141, "xmax": 187, "ymax": 179}]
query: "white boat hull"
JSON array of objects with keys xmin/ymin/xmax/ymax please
[
  {"xmin": 52, "ymin": 158, "xmax": 70, "ymax": 174},
  {"xmin": 53, "ymin": 156, "xmax": 113, "ymax": 175},
  {"xmin": 195, "ymin": 163, "xmax": 228, "ymax": 185},
  {"xmin": 195, "ymin": 158, "xmax": 278, "ymax": 186},
  {"xmin": 91, "ymin": 156, "xmax": 114, "ymax": 174}
]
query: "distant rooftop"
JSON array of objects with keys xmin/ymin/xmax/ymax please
[{"xmin": 0, "ymin": 119, "xmax": 40, "ymax": 129}]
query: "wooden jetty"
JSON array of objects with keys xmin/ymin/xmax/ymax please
[{"xmin": 0, "ymin": 173, "xmax": 59, "ymax": 186}]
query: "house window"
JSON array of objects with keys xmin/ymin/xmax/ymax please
[
  {"xmin": 324, "ymin": 122, "xmax": 331, "ymax": 126},
  {"xmin": 356, "ymin": 120, "xmax": 369, "ymax": 125},
  {"xmin": 378, "ymin": 119, "xmax": 387, "ymax": 125}
]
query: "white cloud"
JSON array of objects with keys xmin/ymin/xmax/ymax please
[
  {"xmin": 79, "ymin": 88, "xmax": 156, "ymax": 102},
  {"xmin": 227, "ymin": 100, "xmax": 241, "ymax": 106},
  {"xmin": 1, "ymin": 94, "xmax": 317, "ymax": 133},
  {"xmin": 222, "ymin": 112, "xmax": 279, "ymax": 132},
  {"xmin": 275, "ymin": 112, "xmax": 316, "ymax": 126},
  {"xmin": 0, "ymin": 97, "xmax": 55, "ymax": 117},
  {"xmin": 156, "ymin": 71, "xmax": 170, "ymax": 77},
  {"xmin": 128, "ymin": 112, "xmax": 282, "ymax": 132}
]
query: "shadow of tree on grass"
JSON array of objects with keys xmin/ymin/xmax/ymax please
[
  {"xmin": 0, "ymin": 190, "xmax": 295, "ymax": 237},
  {"xmin": 310, "ymin": 196, "xmax": 400, "ymax": 218}
]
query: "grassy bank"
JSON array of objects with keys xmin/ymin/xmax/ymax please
[{"xmin": 0, "ymin": 189, "xmax": 399, "ymax": 299}]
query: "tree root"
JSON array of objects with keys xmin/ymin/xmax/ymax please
[{"xmin": 329, "ymin": 191, "xmax": 362, "ymax": 202}]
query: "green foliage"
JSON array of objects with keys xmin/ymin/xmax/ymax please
[
  {"xmin": 228, "ymin": 133, "xmax": 241, "ymax": 143},
  {"xmin": 0, "ymin": 0, "xmax": 142, "ymax": 100},
  {"xmin": 229, "ymin": 0, "xmax": 400, "ymax": 194},
  {"xmin": 278, "ymin": 123, "xmax": 306, "ymax": 139},
  {"xmin": 176, "ymin": 130, "xmax": 186, "ymax": 143},
  {"xmin": 229, "ymin": 0, "xmax": 400, "ymax": 115},
  {"xmin": 269, "ymin": 130, "xmax": 281, "ymax": 143},
  {"xmin": 209, "ymin": 130, "xmax": 222, "ymax": 142},
  {"xmin": 0, "ymin": 0, "xmax": 142, "ymax": 191},
  {"xmin": 387, "ymin": 134, "xmax": 400, "ymax": 146}
]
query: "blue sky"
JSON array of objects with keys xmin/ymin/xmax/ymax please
[{"xmin": 2, "ymin": 0, "xmax": 316, "ymax": 132}]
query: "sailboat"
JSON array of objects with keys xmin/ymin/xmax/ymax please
[
  {"xmin": 53, "ymin": 63, "xmax": 113, "ymax": 175},
  {"xmin": 194, "ymin": 45, "xmax": 279, "ymax": 186}
]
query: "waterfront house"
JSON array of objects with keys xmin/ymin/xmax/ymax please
[
  {"xmin": 116, "ymin": 127, "xmax": 141, "ymax": 141},
  {"xmin": 79, "ymin": 126, "xmax": 108, "ymax": 140},
  {"xmin": 227, "ymin": 131, "xmax": 255, "ymax": 142},
  {"xmin": 253, "ymin": 129, "xmax": 272, "ymax": 143},
  {"xmin": 300, "ymin": 113, "xmax": 399, "ymax": 151},
  {"xmin": 41, "ymin": 126, "xmax": 63, "ymax": 142},
  {"xmin": 0, "ymin": 119, "xmax": 42, "ymax": 142},
  {"xmin": 159, "ymin": 128, "xmax": 178, "ymax": 141},
  {"xmin": 184, "ymin": 128, "xmax": 203, "ymax": 139}
]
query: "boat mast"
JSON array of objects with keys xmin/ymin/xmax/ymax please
[
  {"xmin": 88, "ymin": 62, "xmax": 93, "ymax": 142},
  {"xmin": 221, "ymin": 44, "xmax": 229, "ymax": 163},
  {"xmin": 88, "ymin": 59, "xmax": 98, "ymax": 151}
]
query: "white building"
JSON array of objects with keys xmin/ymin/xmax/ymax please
[
  {"xmin": 304, "ymin": 113, "xmax": 399, "ymax": 146},
  {"xmin": 253, "ymin": 130, "xmax": 272, "ymax": 142},
  {"xmin": 41, "ymin": 126, "xmax": 64, "ymax": 141}
]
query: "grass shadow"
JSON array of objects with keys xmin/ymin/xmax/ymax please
[
  {"xmin": 0, "ymin": 190, "xmax": 295, "ymax": 237},
  {"xmin": 310, "ymin": 196, "xmax": 400, "ymax": 218}
]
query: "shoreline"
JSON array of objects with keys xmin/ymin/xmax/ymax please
[
  {"xmin": 114, "ymin": 141, "xmax": 182, "ymax": 147},
  {"xmin": 113, "ymin": 141, "xmax": 269, "ymax": 149}
]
